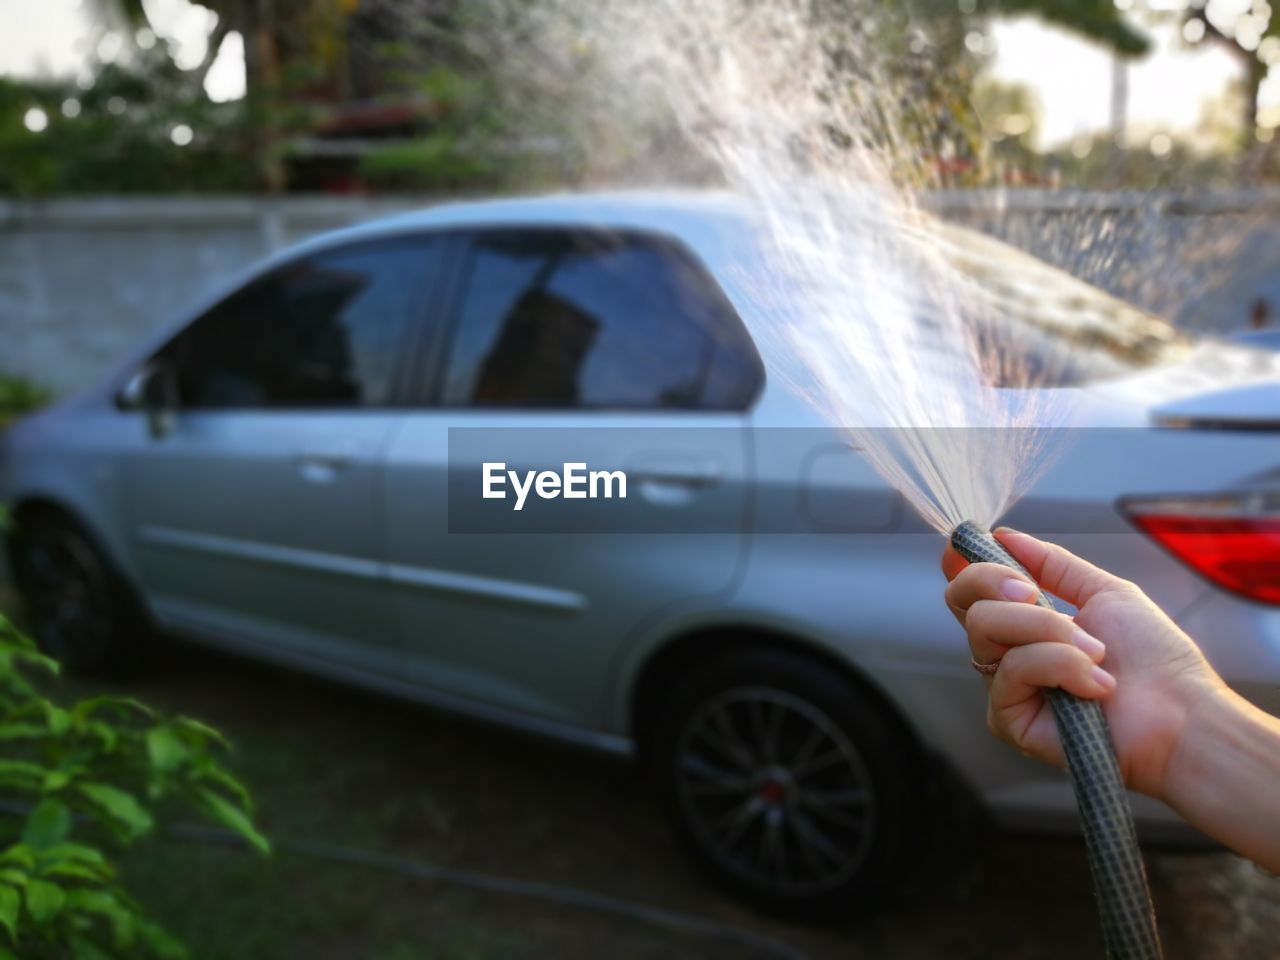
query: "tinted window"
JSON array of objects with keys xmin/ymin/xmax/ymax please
[
  {"xmin": 934, "ymin": 222, "xmax": 1192, "ymax": 386},
  {"xmin": 166, "ymin": 240, "xmax": 434, "ymax": 409},
  {"xmin": 442, "ymin": 231, "xmax": 762, "ymax": 410}
]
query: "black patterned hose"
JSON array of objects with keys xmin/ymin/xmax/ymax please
[{"xmin": 950, "ymin": 521, "xmax": 1162, "ymax": 960}]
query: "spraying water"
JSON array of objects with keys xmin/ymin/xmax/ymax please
[
  {"xmin": 477, "ymin": 0, "xmax": 1104, "ymax": 531},
  {"xmin": 467, "ymin": 3, "xmax": 1170, "ymax": 954}
]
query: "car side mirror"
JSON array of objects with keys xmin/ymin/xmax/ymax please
[{"xmin": 118, "ymin": 364, "xmax": 178, "ymax": 439}]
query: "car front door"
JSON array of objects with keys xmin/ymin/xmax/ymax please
[
  {"xmin": 380, "ymin": 227, "xmax": 765, "ymax": 732},
  {"xmin": 122, "ymin": 236, "xmax": 445, "ymax": 672}
]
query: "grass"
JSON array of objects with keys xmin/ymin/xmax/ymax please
[
  {"xmin": 116, "ymin": 845, "xmax": 536, "ymax": 960},
  {"xmin": 1, "ymin": 586, "xmax": 1276, "ymax": 958},
  {"xmin": 0, "ymin": 599, "xmax": 784, "ymax": 960}
]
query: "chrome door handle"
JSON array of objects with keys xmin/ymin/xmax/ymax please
[
  {"xmin": 296, "ymin": 451, "xmax": 354, "ymax": 483},
  {"xmin": 628, "ymin": 465, "xmax": 723, "ymax": 489},
  {"xmin": 297, "ymin": 452, "xmax": 353, "ymax": 469},
  {"xmin": 630, "ymin": 463, "xmax": 724, "ymax": 507}
]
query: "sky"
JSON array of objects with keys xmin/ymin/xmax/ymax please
[
  {"xmin": 0, "ymin": 0, "xmax": 1276, "ymax": 148},
  {"xmin": 990, "ymin": 13, "xmax": 1279, "ymax": 149},
  {"xmin": 0, "ymin": 0, "xmax": 245, "ymax": 101}
]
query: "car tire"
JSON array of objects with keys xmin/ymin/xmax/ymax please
[
  {"xmin": 653, "ymin": 647, "xmax": 921, "ymax": 916},
  {"xmin": 8, "ymin": 511, "xmax": 151, "ymax": 674}
]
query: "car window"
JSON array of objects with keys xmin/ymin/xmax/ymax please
[
  {"xmin": 928, "ymin": 221, "xmax": 1193, "ymax": 386},
  {"xmin": 441, "ymin": 230, "xmax": 762, "ymax": 410},
  {"xmin": 164, "ymin": 239, "xmax": 437, "ymax": 409}
]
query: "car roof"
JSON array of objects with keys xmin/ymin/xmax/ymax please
[{"xmin": 310, "ymin": 190, "xmax": 752, "ymax": 250}]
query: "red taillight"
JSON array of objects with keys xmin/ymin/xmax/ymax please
[{"xmin": 1123, "ymin": 496, "xmax": 1280, "ymax": 605}]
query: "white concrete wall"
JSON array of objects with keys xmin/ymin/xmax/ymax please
[
  {"xmin": 0, "ymin": 196, "xmax": 428, "ymax": 393},
  {"xmin": 2, "ymin": 191, "xmax": 1278, "ymax": 394}
]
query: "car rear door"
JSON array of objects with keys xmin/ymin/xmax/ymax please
[
  {"xmin": 380, "ymin": 226, "xmax": 764, "ymax": 731},
  {"xmin": 122, "ymin": 236, "xmax": 446, "ymax": 672}
]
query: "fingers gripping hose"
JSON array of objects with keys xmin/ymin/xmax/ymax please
[{"xmin": 950, "ymin": 521, "xmax": 1162, "ymax": 960}]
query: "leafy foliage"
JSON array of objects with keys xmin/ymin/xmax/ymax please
[
  {"xmin": 0, "ymin": 376, "xmax": 51, "ymax": 430},
  {"xmin": 357, "ymin": 66, "xmax": 511, "ymax": 191},
  {"xmin": 1181, "ymin": 0, "xmax": 1279, "ymax": 141},
  {"xmin": 0, "ymin": 613, "xmax": 266, "ymax": 958},
  {"xmin": 984, "ymin": 0, "xmax": 1149, "ymax": 56},
  {"xmin": 0, "ymin": 43, "xmax": 323, "ymax": 197}
]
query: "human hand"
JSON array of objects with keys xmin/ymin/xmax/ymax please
[{"xmin": 941, "ymin": 527, "xmax": 1225, "ymax": 801}]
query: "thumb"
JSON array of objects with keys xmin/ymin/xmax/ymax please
[{"xmin": 994, "ymin": 528, "xmax": 1125, "ymax": 608}]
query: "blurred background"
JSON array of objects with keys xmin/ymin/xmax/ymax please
[{"xmin": 1, "ymin": 1, "xmax": 1279, "ymax": 958}]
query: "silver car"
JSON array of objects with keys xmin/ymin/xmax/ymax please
[{"xmin": 2, "ymin": 192, "xmax": 1278, "ymax": 913}]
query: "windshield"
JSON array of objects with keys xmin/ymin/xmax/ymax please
[{"xmin": 928, "ymin": 221, "xmax": 1194, "ymax": 387}]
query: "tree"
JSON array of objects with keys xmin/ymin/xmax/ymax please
[
  {"xmin": 995, "ymin": 0, "xmax": 1148, "ymax": 54},
  {"xmin": 90, "ymin": 0, "xmax": 364, "ymax": 190},
  {"xmin": 870, "ymin": 0, "xmax": 1148, "ymax": 184},
  {"xmin": 1182, "ymin": 0, "xmax": 1278, "ymax": 141}
]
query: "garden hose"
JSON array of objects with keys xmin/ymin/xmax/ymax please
[{"xmin": 950, "ymin": 521, "xmax": 1162, "ymax": 960}]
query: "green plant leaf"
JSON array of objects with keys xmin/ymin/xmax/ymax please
[
  {"xmin": 66, "ymin": 889, "xmax": 135, "ymax": 950},
  {"xmin": 41, "ymin": 862, "xmax": 110, "ymax": 883},
  {"xmin": 146, "ymin": 726, "xmax": 186, "ymax": 773},
  {"xmin": 197, "ymin": 788, "xmax": 269, "ymax": 854},
  {"xmin": 37, "ymin": 844, "xmax": 107, "ymax": 866},
  {"xmin": 174, "ymin": 716, "xmax": 230, "ymax": 751},
  {"xmin": 0, "ymin": 872, "xmax": 25, "ymax": 889},
  {"xmin": 0, "ymin": 760, "xmax": 48, "ymax": 784},
  {"xmin": 36, "ymin": 843, "xmax": 112, "ymax": 884},
  {"xmin": 137, "ymin": 919, "xmax": 186, "ymax": 960},
  {"xmin": 0, "ymin": 722, "xmax": 52, "ymax": 739},
  {"xmin": 44, "ymin": 704, "xmax": 72, "ymax": 735},
  {"xmin": 22, "ymin": 799, "xmax": 70, "ymax": 849},
  {"xmin": 0, "ymin": 885, "xmax": 17, "ymax": 943},
  {"xmin": 42, "ymin": 769, "xmax": 73, "ymax": 792},
  {"xmin": 192, "ymin": 766, "xmax": 252, "ymax": 810},
  {"xmin": 0, "ymin": 846, "xmax": 34, "ymax": 871},
  {"xmin": 80, "ymin": 720, "xmax": 119, "ymax": 751},
  {"xmin": 71, "ymin": 696, "xmax": 154, "ymax": 724},
  {"xmin": 76, "ymin": 784, "xmax": 154, "ymax": 839},
  {"xmin": 24, "ymin": 879, "xmax": 64, "ymax": 924},
  {"xmin": 68, "ymin": 931, "xmax": 117, "ymax": 960}
]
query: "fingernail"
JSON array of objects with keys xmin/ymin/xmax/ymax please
[
  {"xmin": 1000, "ymin": 579, "xmax": 1038, "ymax": 602},
  {"xmin": 996, "ymin": 528, "xmax": 1034, "ymax": 547},
  {"xmin": 1091, "ymin": 666, "xmax": 1116, "ymax": 692},
  {"xmin": 1073, "ymin": 628, "xmax": 1106, "ymax": 660}
]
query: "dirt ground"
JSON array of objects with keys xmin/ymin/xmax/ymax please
[{"xmin": 55, "ymin": 632, "xmax": 1279, "ymax": 960}]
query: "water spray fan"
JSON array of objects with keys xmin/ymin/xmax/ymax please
[{"xmin": 950, "ymin": 521, "xmax": 1162, "ymax": 960}]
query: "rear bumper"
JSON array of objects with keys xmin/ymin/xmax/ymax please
[
  {"xmin": 1177, "ymin": 588, "xmax": 1280, "ymax": 715},
  {"xmin": 983, "ymin": 774, "xmax": 1215, "ymax": 848}
]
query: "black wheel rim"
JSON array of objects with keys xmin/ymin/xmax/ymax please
[
  {"xmin": 675, "ymin": 686, "xmax": 876, "ymax": 897},
  {"xmin": 18, "ymin": 531, "xmax": 113, "ymax": 663}
]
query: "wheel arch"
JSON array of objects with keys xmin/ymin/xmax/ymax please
[
  {"xmin": 627, "ymin": 623, "xmax": 927, "ymax": 769},
  {"xmin": 5, "ymin": 495, "xmax": 131, "ymax": 586}
]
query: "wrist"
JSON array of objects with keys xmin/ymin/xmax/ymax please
[
  {"xmin": 1157, "ymin": 680, "xmax": 1280, "ymax": 871},
  {"xmin": 1158, "ymin": 679, "xmax": 1240, "ymax": 810}
]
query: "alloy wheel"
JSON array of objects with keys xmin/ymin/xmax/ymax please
[
  {"xmin": 19, "ymin": 529, "xmax": 113, "ymax": 662},
  {"xmin": 675, "ymin": 686, "xmax": 876, "ymax": 896}
]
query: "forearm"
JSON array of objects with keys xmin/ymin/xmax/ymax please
[{"xmin": 1162, "ymin": 686, "xmax": 1280, "ymax": 873}]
